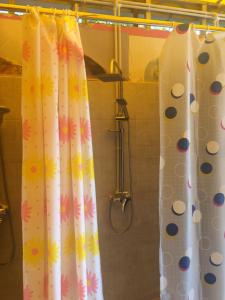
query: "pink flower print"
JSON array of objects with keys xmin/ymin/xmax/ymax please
[
  {"xmin": 87, "ymin": 271, "xmax": 98, "ymax": 296},
  {"xmin": 22, "ymin": 119, "xmax": 31, "ymax": 141},
  {"xmin": 21, "ymin": 200, "xmax": 32, "ymax": 223},
  {"xmin": 24, "ymin": 285, "xmax": 33, "ymax": 300},
  {"xmin": 43, "ymin": 274, "xmax": 48, "ymax": 298},
  {"xmin": 84, "ymin": 195, "xmax": 95, "ymax": 219},
  {"xmin": 80, "ymin": 118, "xmax": 91, "ymax": 144},
  {"xmin": 61, "ymin": 275, "xmax": 69, "ymax": 298},
  {"xmin": 74, "ymin": 197, "xmax": 81, "ymax": 219},
  {"xmin": 61, "ymin": 195, "xmax": 70, "ymax": 222},
  {"xmin": 22, "ymin": 41, "xmax": 31, "ymax": 62},
  {"xmin": 77, "ymin": 279, "xmax": 86, "ymax": 300},
  {"xmin": 59, "ymin": 116, "xmax": 76, "ymax": 144}
]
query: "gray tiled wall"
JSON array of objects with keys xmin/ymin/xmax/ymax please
[{"xmin": 0, "ymin": 77, "xmax": 159, "ymax": 300}]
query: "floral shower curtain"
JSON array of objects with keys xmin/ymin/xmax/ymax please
[
  {"xmin": 21, "ymin": 9, "xmax": 103, "ymax": 300},
  {"xmin": 160, "ymin": 24, "xmax": 225, "ymax": 300}
]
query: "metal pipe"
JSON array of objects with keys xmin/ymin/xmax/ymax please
[{"xmin": 1, "ymin": 3, "xmax": 225, "ymax": 31}]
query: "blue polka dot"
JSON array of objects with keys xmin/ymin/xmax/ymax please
[
  {"xmin": 166, "ymin": 223, "xmax": 178, "ymax": 236},
  {"xmin": 198, "ymin": 52, "xmax": 210, "ymax": 64},
  {"xmin": 190, "ymin": 93, "xmax": 195, "ymax": 104},
  {"xmin": 213, "ymin": 193, "xmax": 225, "ymax": 207},
  {"xmin": 204, "ymin": 273, "xmax": 216, "ymax": 285},
  {"xmin": 210, "ymin": 81, "xmax": 222, "ymax": 95},
  {"xmin": 177, "ymin": 138, "xmax": 189, "ymax": 152},
  {"xmin": 165, "ymin": 107, "xmax": 177, "ymax": 119},
  {"xmin": 179, "ymin": 256, "xmax": 190, "ymax": 271},
  {"xmin": 176, "ymin": 23, "xmax": 189, "ymax": 34},
  {"xmin": 192, "ymin": 205, "xmax": 196, "ymax": 215},
  {"xmin": 200, "ymin": 162, "xmax": 213, "ymax": 174}
]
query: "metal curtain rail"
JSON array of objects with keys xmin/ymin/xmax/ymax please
[{"xmin": 1, "ymin": 3, "xmax": 225, "ymax": 31}]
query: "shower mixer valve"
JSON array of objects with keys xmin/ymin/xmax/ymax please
[
  {"xmin": 110, "ymin": 192, "xmax": 131, "ymax": 213},
  {"xmin": 0, "ymin": 203, "xmax": 8, "ymax": 224}
]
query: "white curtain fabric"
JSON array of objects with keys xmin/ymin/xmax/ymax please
[
  {"xmin": 160, "ymin": 24, "xmax": 225, "ymax": 300},
  {"xmin": 21, "ymin": 9, "xmax": 103, "ymax": 300}
]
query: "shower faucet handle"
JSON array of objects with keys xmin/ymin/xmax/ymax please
[{"xmin": 0, "ymin": 203, "xmax": 8, "ymax": 223}]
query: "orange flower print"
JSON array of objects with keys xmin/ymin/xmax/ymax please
[
  {"xmin": 61, "ymin": 195, "xmax": 71, "ymax": 222},
  {"xmin": 77, "ymin": 279, "xmax": 86, "ymax": 300},
  {"xmin": 22, "ymin": 41, "xmax": 31, "ymax": 62},
  {"xmin": 80, "ymin": 118, "xmax": 91, "ymax": 144},
  {"xmin": 24, "ymin": 239, "xmax": 43, "ymax": 266},
  {"xmin": 22, "ymin": 119, "xmax": 31, "ymax": 141},
  {"xmin": 57, "ymin": 38, "xmax": 73, "ymax": 62},
  {"xmin": 84, "ymin": 195, "xmax": 95, "ymax": 219},
  {"xmin": 61, "ymin": 275, "xmax": 69, "ymax": 298},
  {"xmin": 74, "ymin": 196, "xmax": 81, "ymax": 219},
  {"xmin": 21, "ymin": 200, "xmax": 32, "ymax": 223},
  {"xmin": 24, "ymin": 285, "xmax": 33, "ymax": 300},
  {"xmin": 59, "ymin": 116, "xmax": 76, "ymax": 144},
  {"xmin": 87, "ymin": 271, "xmax": 98, "ymax": 296}
]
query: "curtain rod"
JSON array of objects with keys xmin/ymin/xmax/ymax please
[{"xmin": 1, "ymin": 3, "xmax": 225, "ymax": 32}]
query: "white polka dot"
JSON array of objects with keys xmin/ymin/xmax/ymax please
[
  {"xmin": 172, "ymin": 200, "xmax": 186, "ymax": 215},
  {"xmin": 206, "ymin": 141, "xmax": 219, "ymax": 155},
  {"xmin": 191, "ymin": 100, "xmax": 199, "ymax": 113},
  {"xmin": 171, "ymin": 83, "xmax": 185, "ymax": 98},
  {"xmin": 200, "ymin": 237, "xmax": 211, "ymax": 251},
  {"xmin": 208, "ymin": 105, "xmax": 218, "ymax": 119},
  {"xmin": 160, "ymin": 276, "xmax": 167, "ymax": 292},
  {"xmin": 160, "ymin": 156, "xmax": 165, "ymax": 170},
  {"xmin": 210, "ymin": 252, "xmax": 223, "ymax": 266},
  {"xmin": 193, "ymin": 209, "xmax": 202, "ymax": 223},
  {"xmin": 216, "ymin": 73, "xmax": 225, "ymax": 87}
]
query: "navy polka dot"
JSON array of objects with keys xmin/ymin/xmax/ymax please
[
  {"xmin": 165, "ymin": 107, "xmax": 177, "ymax": 119},
  {"xmin": 190, "ymin": 93, "xmax": 195, "ymax": 104},
  {"xmin": 200, "ymin": 162, "xmax": 213, "ymax": 174},
  {"xmin": 204, "ymin": 273, "xmax": 216, "ymax": 285},
  {"xmin": 198, "ymin": 52, "xmax": 210, "ymax": 64},
  {"xmin": 177, "ymin": 138, "xmax": 189, "ymax": 152},
  {"xmin": 213, "ymin": 193, "xmax": 225, "ymax": 207},
  {"xmin": 192, "ymin": 205, "xmax": 196, "ymax": 215},
  {"xmin": 179, "ymin": 256, "xmax": 190, "ymax": 271},
  {"xmin": 166, "ymin": 223, "xmax": 178, "ymax": 236},
  {"xmin": 210, "ymin": 81, "xmax": 222, "ymax": 95},
  {"xmin": 176, "ymin": 23, "xmax": 189, "ymax": 34}
]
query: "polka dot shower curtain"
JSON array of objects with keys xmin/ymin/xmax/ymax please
[
  {"xmin": 21, "ymin": 9, "xmax": 103, "ymax": 300},
  {"xmin": 160, "ymin": 24, "xmax": 225, "ymax": 300}
]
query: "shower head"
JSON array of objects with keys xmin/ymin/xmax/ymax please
[
  {"xmin": 97, "ymin": 73, "xmax": 123, "ymax": 82},
  {"xmin": 0, "ymin": 106, "xmax": 10, "ymax": 125},
  {"xmin": 116, "ymin": 98, "xmax": 129, "ymax": 121},
  {"xmin": 97, "ymin": 59, "xmax": 126, "ymax": 82}
]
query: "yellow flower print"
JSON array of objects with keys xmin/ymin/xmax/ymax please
[
  {"xmin": 23, "ymin": 77, "xmax": 41, "ymax": 101},
  {"xmin": 64, "ymin": 232, "xmax": 75, "ymax": 256},
  {"xmin": 45, "ymin": 158, "xmax": 57, "ymax": 179},
  {"xmin": 48, "ymin": 241, "xmax": 59, "ymax": 265},
  {"xmin": 23, "ymin": 159, "xmax": 43, "ymax": 182},
  {"xmin": 87, "ymin": 232, "xmax": 99, "ymax": 256},
  {"xmin": 41, "ymin": 75, "xmax": 54, "ymax": 97},
  {"xmin": 84, "ymin": 158, "xmax": 95, "ymax": 179},
  {"xmin": 71, "ymin": 154, "xmax": 83, "ymax": 180},
  {"xmin": 68, "ymin": 75, "xmax": 79, "ymax": 100},
  {"xmin": 80, "ymin": 79, "xmax": 88, "ymax": 98},
  {"xmin": 24, "ymin": 239, "xmax": 43, "ymax": 266},
  {"xmin": 75, "ymin": 234, "xmax": 86, "ymax": 261}
]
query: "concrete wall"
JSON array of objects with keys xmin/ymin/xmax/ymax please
[{"xmin": 0, "ymin": 77, "xmax": 159, "ymax": 300}]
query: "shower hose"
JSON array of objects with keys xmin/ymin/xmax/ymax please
[
  {"xmin": 0, "ymin": 131, "xmax": 16, "ymax": 265},
  {"xmin": 109, "ymin": 118, "xmax": 134, "ymax": 234}
]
